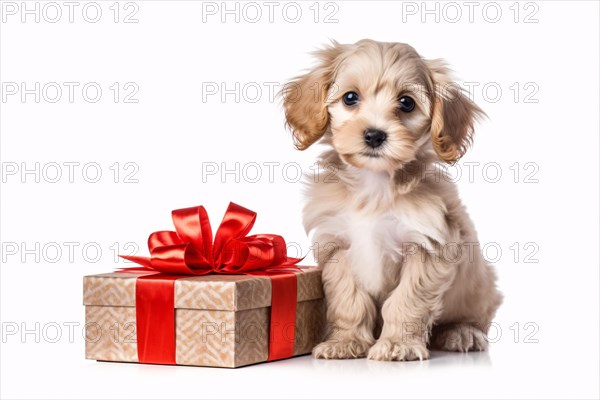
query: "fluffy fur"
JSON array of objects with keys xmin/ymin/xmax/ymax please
[{"xmin": 283, "ymin": 39, "xmax": 502, "ymax": 361}]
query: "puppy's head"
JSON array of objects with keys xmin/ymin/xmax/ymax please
[{"xmin": 284, "ymin": 39, "xmax": 484, "ymax": 171}]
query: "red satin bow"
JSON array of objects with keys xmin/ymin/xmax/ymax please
[{"xmin": 121, "ymin": 202, "xmax": 301, "ymax": 274}]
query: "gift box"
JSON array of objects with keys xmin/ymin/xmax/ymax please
[
  {"xmin": 83, "ymin": 267, "xmax": 324, "ymax": 367},
  {"xmin": 83, "ymin": 202, "xmax": 325, "ymax": 368}
]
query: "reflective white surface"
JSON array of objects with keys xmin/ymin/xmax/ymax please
[{"xmin": 1, "ymin": 328, "xmax": 598, "ymax": 399}]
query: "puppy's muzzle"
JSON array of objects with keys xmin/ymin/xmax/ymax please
[{"xmin": 364, "ymin": 129, "xmax": 387, "ymax": 149}]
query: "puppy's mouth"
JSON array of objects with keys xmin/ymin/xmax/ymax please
[{"xmin": 360, "ymin": 150, "xmax": 384, "ymax": 158}]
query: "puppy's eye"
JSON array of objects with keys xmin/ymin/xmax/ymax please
[
  {"xmin": 398, "ymin": 96, "xmax": 415, "ymax": 112},
  {"xmin": 342, "ymin": 91, "xmax": 359, "ymax": 107}
]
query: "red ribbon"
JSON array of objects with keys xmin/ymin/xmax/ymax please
[{"xmin": 121, "ymin": 202, "xmax": 301, "ymax": 365}]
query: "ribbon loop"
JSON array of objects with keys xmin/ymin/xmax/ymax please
[
  {"xmin": 213, "ymin": 203, "xmax": 257, "ymax": 267},
  {"xmin": 171, "ymin": 206, "xmax": 213, "ymax": 261}
]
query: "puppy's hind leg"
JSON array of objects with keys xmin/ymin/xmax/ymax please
[
  {"xmin": 313, "ymin": 250, "xmax": 377, "ymax": 359},
  {"xmin": 431, "ymin": 323, "xmax": 488, "ymax": 352}
]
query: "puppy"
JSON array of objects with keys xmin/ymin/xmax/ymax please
[{"xmin": 283, "ymin": 39, "xmax": 502, "ymax": 361}]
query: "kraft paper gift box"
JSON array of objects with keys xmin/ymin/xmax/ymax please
[{"xmin": 83, "ymin": 267, "xmax": 325, "ymax": 368}]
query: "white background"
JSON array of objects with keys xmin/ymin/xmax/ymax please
[{"xmin": 1, "ymin": 1, "xmax": 599, "ymax": 399}]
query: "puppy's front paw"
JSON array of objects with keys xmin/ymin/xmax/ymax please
[
  {"xmin": 312, "ymin": 339, "xmax": 371, "ymax": 359},
  {"xmin": 367, "ymin": 338, "xmax": 429, "ymax": 361}
]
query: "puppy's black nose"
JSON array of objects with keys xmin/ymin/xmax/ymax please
[{"xmin": 364, "ymin": 129, "xmax": 387, "ymax": 148}]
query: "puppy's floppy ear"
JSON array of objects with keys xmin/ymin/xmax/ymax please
[
  {"xmin": 283, "ymin": 42, "xmax": 346, "ymax": 150},
  {"xmin": 426, "ymin": 59, "xmax": 486, "ymax": 163}
]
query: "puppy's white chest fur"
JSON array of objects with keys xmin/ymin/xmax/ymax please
[
  {"xmin": 341, "ymin": 170, "xmax": 410, "ymax": 296},
  {"xmin": 345, "ymin": 208, "xmax": 408, "ymax": 296},
  {"xmin": 307, "ymin": 169, "xmax": 436, "ymax": 297}
]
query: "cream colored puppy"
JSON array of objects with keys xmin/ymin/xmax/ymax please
[{"xmin": 283, "ymin": 39, "xmax": 502, "ymax": 361}]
